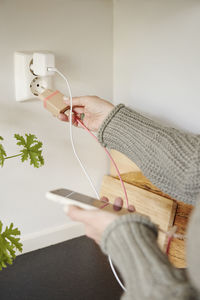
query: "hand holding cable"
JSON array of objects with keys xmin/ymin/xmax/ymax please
[{"xmin": 58, "ymin": 95, "xmax": 114, "ymax": 132}]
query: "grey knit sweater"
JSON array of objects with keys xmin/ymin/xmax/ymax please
[{"xmin": 97, "ymin": 104, "xmax": 200, "ymax": 299}]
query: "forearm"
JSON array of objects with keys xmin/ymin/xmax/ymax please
[
  {"xmin": 98, "ymin": 104, "xmax": 200, "ymax": 204},
  {"xmin": 101, "ymin": 214, "xmax": 198, "ymax": 300}
]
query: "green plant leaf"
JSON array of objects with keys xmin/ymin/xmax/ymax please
[
  {"xmin": 14, "ymin": 134, "xmax": 44, "ymax": 168},
  {"xmin": 0, "ymin": 136, "xmax": 6, "ymax": 167},
  {"xmin": 0, "ymin": 221, "xmax": 22, "ymax": 270}
]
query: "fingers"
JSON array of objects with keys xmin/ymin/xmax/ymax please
[
  {"xmin": 113, "ymin": 197, "xmax": 135, "ymax": 212},
  {"xmin": 64, "ymin": 96, "xmax": 86, "ymax": 107},
  {"xmin": 65, "ymin": 199, "xmax": 135, "ymax": 227},
  {"xmin": 128, "ymin": 205, "xmax": 135, "ymax": 212},
  {"xmin": 58, "ymin": 107, "xmax": 84, "ymax": 121},
  {"xmin": 113, "ymin": 197, "xmax": 123, "ymax": 211},
  {"xmin": 72, "ymin": 107, "xmax": 85, "ymax": 114},
  {"xmin": 58, "ymin": 113, "xmax": 78, "ymax": 126},
  {"xmin": 58, "ymin": 113, "xmax": 68, "ymax": 122},
  {"xmin": 100, "ymin": 196, "xmax": 135, "ymax": 213},
  {"xmin": 100, "ymin": 196, "xmax": 109, "ymax": 203}
]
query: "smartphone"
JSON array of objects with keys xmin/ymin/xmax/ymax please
[{"xmin": 46, "ymin": 188, "xmax": 129, "ymax": 215}]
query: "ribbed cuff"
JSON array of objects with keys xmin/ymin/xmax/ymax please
[
  {"xmin": 101, "ymin": 213, "xmax": 158, "ymax": 254},
  {"xmin": 97, "ymin": 104, "xmax": 125, "ymax": 147}
]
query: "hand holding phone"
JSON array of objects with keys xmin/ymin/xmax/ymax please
[{"xmin": 46, "ymin": 188, "xmax": 134, "ymax": 215}]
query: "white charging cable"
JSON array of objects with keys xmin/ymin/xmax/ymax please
[
  {"xmin": 48, "ymin": 67, "xmax": 126, "ymax": 292},
  {"xmin": 52, "ymin": 68, "xmax": 99, "ymax": 200}
]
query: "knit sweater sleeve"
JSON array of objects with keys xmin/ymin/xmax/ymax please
[
  {"xmin": 101, "ymin": 214, "xmax": 198, "ymax": 300},
  {"xmin": 97, "ymin": 104, "xmax": 200, "ymax": 204}
]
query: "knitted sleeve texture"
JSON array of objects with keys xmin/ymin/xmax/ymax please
[
  {"xmin": 101, "ymin": 214, "xmax": 199, "ymax": 300},
  {"xmin": 97, "ymin": 104, "xmax": 200, "ymax": 204}
]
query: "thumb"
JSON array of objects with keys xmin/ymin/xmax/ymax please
[{"xmin": 65, "ymin": 205, "xmax": 90, "ymax": 223}]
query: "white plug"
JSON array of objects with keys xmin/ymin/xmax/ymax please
[{"xmin": 32, "ymin": 52, "xmax": 55, "ymax": 76}]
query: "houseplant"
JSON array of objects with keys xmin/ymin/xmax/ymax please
[{"xmin": 0, "ymin": 134, "xmax": 44, "ymax": 270}]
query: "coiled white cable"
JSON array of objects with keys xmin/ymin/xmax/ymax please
[{"xmin": 48, "ymin": 67, "xmax": 126, "ymax": 292}]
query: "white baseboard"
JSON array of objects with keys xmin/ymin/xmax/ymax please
[{"xmin": 17, "ymin": 222, "xmax": 85, "ymax": 255}]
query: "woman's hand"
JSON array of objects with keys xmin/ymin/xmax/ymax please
[
  {"xmin": 58, "ymin": 96, "xmax": 114, "ymax": 132},
  {"xmin": 66, "ymin": 197, "xmax": 135, "ymax": 245}
]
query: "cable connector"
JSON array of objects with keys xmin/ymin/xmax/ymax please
[
  {"xmin": 32, "ymin": 52, "xmax": 55, "ymax": 76},
  {"xmin": 39, "ymin": 89, "xmax": 69, "ymax": 117}
]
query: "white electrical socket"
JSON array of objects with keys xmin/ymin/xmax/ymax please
[
  {"xmin": 30, "ymin": 76, "xmax": 50, "ymax": 96},
  {"xmin": 14, "ymin": 52, "xmax": 53, "ymax": 102}
]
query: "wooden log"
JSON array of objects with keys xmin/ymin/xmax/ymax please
[{"xmin": 100, "ymin": 175, "xmax": 177, "ymax": 250}]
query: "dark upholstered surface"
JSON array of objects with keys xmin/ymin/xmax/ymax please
[{"xmin": 0, "ymin": 236, "xmax": 122, "ymax": 300}]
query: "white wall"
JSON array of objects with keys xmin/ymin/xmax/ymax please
[
  {"xmin": 0, "ymin": 0, "xmax": 113, "ymax": 251},
  {"xmin": 113, "ymin": 0, "xmax": 200, "ymax": 133}
]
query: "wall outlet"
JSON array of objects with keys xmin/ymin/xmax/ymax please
[
  {"xmin": 30, "ymin": 76, "xmax": 51, "ymax": 97},
  {"xmin": 14, "ymin": 52, "xmax": 53, "ymax": 102}
]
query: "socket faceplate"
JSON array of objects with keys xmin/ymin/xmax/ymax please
[{"xmin": 14, "ymin": 52, "xmax": 52, "ymax": 102}]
